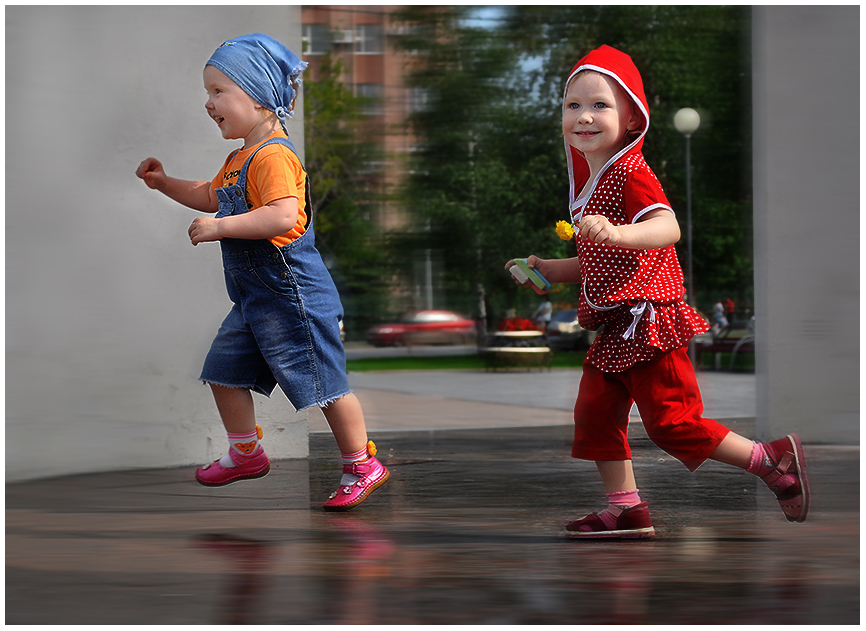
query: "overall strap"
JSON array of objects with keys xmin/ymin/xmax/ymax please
[
  {"xmin": 235, "ymin": 136, "xmax": 313, "ymax": 222},
  {"xmin": 236, "ymin": 136, "xmax": 302, "ymax": 189}
]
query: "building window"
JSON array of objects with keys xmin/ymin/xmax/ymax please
[
  {"xmin": 355, "ymin": 24, "xmax": 383, "ymax": 54},
  {"xmin": 408, "ymin": 86, "xmax": 431, "ymax": 113},
  {"xmin": 356, "ymin": 83, "xmax": 384, "ymax": 116},
  {"xmin": 302, "ymin": 24, "xmax": 329, "ymax": 55}
]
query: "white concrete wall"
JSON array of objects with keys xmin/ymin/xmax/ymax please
[
  {"xmin": 6, "ymin": 6, "xmax": 311, "ymax": 482},
  {"xmin": 752, "ymin": 6, "xmax": 859, "ymax": 444}
]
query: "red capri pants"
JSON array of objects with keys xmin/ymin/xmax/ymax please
[{"xmin": 572, "ymin": 347, "xmax": 731, "ymax": 472}]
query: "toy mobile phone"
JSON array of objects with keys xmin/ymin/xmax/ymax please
[{"xmin": 511, "ymin": 259, "xmax": 551, "ymax": 291}]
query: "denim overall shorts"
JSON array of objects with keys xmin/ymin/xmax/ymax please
[{"xmin": 200, "ymin": 136, "xmax": 351, "ymax": 410}]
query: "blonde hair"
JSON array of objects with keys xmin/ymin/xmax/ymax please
[{"xmin": 260, "ymin": 78, "xmax": 300, "ymax": 127}]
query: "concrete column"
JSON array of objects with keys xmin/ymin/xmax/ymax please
[
  {"xmin": 6, "ymin": 7, "xmax": 310, "ymax": 481},
  {"xmin": 752, "ymin": 6, "xmax": 859, "ymax": 444}
]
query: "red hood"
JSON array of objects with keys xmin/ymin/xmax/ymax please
[{"xmin": 563, "ymin": 46, "xmax": 650, "ymax": 211}]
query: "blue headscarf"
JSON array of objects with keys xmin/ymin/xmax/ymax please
[{"xmin": 206, "ymin": 33, "xmax": 308, "ymax": 133}]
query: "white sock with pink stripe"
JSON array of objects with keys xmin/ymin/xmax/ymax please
[
  {"xmin": 218, "ymin": 427, "xmax": 261, "ymax": 469},
  {"xmin": 339, "ymin": 444, "xmax": 370, "ymax": 486}
]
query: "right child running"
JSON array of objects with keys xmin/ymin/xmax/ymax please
[{"xmin": 507, "ymin": 45, "xmax": 809, "ymax": 539}]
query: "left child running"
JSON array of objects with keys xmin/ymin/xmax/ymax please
[{"xmin": 136, "ymin": 33, "xmax": 388, "ymax": 511}]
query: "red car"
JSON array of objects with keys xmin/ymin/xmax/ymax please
[{"xmin": 366, "ymin": 310, "xmax": 477, "ymax": 347}]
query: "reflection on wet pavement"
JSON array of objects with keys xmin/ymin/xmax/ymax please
[{"xmin": 5, "ymin": 426, "xmax": 859, "ymax": 624}]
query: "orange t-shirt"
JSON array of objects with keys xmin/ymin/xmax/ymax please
[{"xmin": 211, "ymin": 132, "xmax": 308, "ymax": 247}]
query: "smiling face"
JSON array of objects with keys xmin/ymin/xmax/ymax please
[
  {"xmin": 203, "ymin": 65, "xmax": 276, "ymax": 147},
  {"xmin": 562, "ymin": 70, "xmax": 641, "ymax": 171}
]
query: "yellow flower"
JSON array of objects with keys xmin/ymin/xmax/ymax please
[{"xmin": 556, "ymin": 220, "xmax": 575, "ymax": 241}]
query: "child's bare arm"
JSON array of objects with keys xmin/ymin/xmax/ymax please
[
  {"xmin": 188, "ymin": 196, "xmax": 299, "ymax": 246},
  {"xmin": 136, "ymin": 157, "xmax": 219, "ymax": 213},
  {"xmin": 505, "ymin": 255, "xmax": 582, "ymax": 288},
  {"xmin": 577, "ymin": 209, "xmax": 681, "ymax": 250}
]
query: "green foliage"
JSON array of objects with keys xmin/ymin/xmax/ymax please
[
  {"xmin": 391, "ymin": 5, "xmax": 754, "ymax": 324},
  {"xmin": 345, "ymin": 349, "xmax": 587, "ymax": 373},
  {"xmin": 391, "ymin": 7, "xmax": 577, "ymax": 326},
  {"xmin": 303, "ymin": 54, "xmax": 391, "ymax": 338},
  {"xmin": 307, "ymin": 7, "xmax": 755, "ymax": 337},
  {"xmin": 501, "ymin": 5, "xmax": 754, "ymax": 312}
]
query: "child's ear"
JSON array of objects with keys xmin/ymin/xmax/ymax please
[{"xmin": 627, "ymin": 108, "xmax": 643, "ymax": 132}]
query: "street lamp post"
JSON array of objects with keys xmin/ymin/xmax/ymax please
[{"xmin": 674, "ymin": 107, "xmax": 700, "ymax": 364}]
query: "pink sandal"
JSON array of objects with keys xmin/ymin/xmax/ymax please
[
  {"xmin": 195, "ymin": 446, "xmax": 271, "ymax": 487},
  {"xmin": 322, "ymin": 441, "xmax": 390, "ymax": 512},
  {"xmin": 565, "ymin": 502, "xmax": 655, "ymax": 539}
]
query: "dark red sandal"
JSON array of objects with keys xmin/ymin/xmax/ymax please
[
  {"xmin": 759, "ymin": 433, "xmax": 810, "ymax": 523},
  {"xmin": 565, "ymin": 501, "xmax": 655, "ymax": 539}
]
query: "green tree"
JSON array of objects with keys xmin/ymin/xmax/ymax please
[
  {"xmin": 393, "ymin": 7, "xmax": 574, "ymax": 331},
  {"xmin": 303, "ymin": 53, "xmax": 391, "ymax": 338},
  {"xmin": 501, "ymin": 5, "xmax": 754, "ymax": 314},
  {"xmin": 392, "ymin": 6, "xmax": 753, "ymax": 327}
]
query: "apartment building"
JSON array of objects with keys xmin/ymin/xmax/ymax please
[{"xmin": 301, "ymin": 5, "xmax": 422, "ymax": 232}]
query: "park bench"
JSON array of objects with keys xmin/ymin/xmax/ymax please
[
  {"xmin": 479, "ymin": 330, "xmax": 553, "ymax": 372},
  {"xmin": 694, "ymin": 321, "xmax": 754, "ymax": 371}
]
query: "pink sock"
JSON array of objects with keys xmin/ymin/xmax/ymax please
[
  {"xmin": 598, "ymin": 490, "xmax": 641, "ymax": 529},
  {"xmin": 746, "ymin": 442, "xmax": 772, "ymax": 477}
]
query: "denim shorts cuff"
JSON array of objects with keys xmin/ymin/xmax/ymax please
[
  {"xmin": 297, "ymin": 389, "xmax": 353, "ymax": 411},
  {"xmin": 200, "ymin": 379, "xmax": 273, "ymax": 398}
]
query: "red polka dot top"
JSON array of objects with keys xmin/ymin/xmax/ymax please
[
  {"xmin": 571, "ymin": 154, "xmax": 709, "ymax": 373},
  {"xmin": 563, "ymin": 46, "xmax": 709, "ymax": 373}
]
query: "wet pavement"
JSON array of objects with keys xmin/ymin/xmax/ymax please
[{"xmin": 5, "ymin": 364, "xmax": 860, "ymax": 625}]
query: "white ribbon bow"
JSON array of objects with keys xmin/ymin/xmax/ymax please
[{"xmin": 622, "ymin": 300, "xmax": 656, "ymax": 340}]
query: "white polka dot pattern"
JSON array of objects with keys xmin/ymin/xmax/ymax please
[{"xmin": 571, "ymin": 154, "xmax": 709, "ymax": 372}]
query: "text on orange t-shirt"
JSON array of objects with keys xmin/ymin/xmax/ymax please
[{"xmin": 211, "ymin": 132, "xmax": 308, "ymax": 247}]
